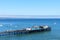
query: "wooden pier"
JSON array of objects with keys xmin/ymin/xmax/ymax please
[{"xmin": 0, "ymin": 25, "xmax": 51, "ymax": 36}]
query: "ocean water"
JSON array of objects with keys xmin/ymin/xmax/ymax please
[{"xmin": 0, "ymin": 18, "xmax": 60, "ymax": 40}]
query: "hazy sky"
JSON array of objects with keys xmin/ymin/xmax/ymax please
[{"xmin": 0, "ymin": 0, "xmax": 60, "ymax": 15}]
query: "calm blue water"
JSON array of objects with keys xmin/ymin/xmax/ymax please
[{"xmin": 0, "ymin": 19, "xmax": 60, "ymax": 40}]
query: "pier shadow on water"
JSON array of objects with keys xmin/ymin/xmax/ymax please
[{"xmin": 0, "ymin": 31, "xmax": 51, "ymax": 40}]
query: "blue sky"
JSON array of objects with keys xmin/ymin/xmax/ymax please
[{"xmin": 0, "ymin": 0, "xmax": 60, "ymax": 16}]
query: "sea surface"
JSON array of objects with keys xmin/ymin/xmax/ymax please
[{"xmin": 0, "ymin": 18, "xmax": 60, "ymax": 40}]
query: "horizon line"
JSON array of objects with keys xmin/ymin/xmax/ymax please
[{"xmin": 0, "ymin": 15, "xmax": 60, "ymax": 18}]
